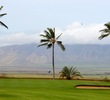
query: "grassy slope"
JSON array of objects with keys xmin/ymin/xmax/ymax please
[{"xmin": 0, "ymin": 79, "xmax": 110, "ymax": 100}]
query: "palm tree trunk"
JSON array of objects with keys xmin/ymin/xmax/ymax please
[{"xmin": 52, "ymin": 43, "xmax": 55, "ymax": 80}]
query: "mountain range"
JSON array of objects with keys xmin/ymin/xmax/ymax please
[{"xmin": 0, "ymin": 43, "xmax": 110, "ymax": 72}]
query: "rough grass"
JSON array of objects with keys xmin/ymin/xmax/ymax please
[{"xmin": 0, "ymin": 79, "xmax": 110, "ymax": 100}]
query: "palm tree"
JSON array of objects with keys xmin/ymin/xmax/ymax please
[
  {"xmin": 99, "ymin": 22, "xmax": 110, "ymax": 40},
  {"xmin": 59, "ymin": 66, "xmax": 82, "ymax": 80},
  {"xmin": 0, "ymin": 6, "xmax": 8, "ymax": 29},
  {"xmin": 38, "ymin": 28, "xmax": 65, "ymax": 79}
]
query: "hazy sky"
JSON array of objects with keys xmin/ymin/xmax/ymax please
[{"xmin": 0, "ymin": 0, "xmax": 110, "ymax": 46}]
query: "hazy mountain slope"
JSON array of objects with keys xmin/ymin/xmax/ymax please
[{"xmin": 0, "ymin": 44, "xmax": 110, "ymax": 67}]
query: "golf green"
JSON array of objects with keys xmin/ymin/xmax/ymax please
[{"xmin": 0, "ymin": 79, "xmax": 110, "ymax": 100}]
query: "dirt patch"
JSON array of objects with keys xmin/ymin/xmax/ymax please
[{"xmin": 75, "ymin": 85, "xmax": 110, "ymax": 89}]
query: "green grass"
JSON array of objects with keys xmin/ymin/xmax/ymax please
[{"xmin": 0, "ymin": 79, "xmax": 110, "ymax": 100}]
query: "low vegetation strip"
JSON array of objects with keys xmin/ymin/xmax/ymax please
[{"xmin": 76, "ymin": 85, "xmax": 110, "ymax": 89}]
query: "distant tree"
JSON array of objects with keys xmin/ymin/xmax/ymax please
[
  {"xmin": 38, "ymin": 28, "xmax": 65, "ymax": 80},
  {"xmin": 0, "ymin": 6, "xmax": 8, "ymax": 29},
  {"xmin": 59, "ymin": 66, "xmax": 82, "ymax": 80},
  {"xmin": 99, "ymin": 22, "xmax": 110, "ymax": 40}
]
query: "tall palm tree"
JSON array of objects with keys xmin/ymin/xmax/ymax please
[
  {"xmin": 99, "ymin": 22, "xmax": 110, "ymax": 40},
  {"xmin": 0, "ymin": 6, "xmax": 8, "ymax": 29},
  {"xmin": 59, "ymin": 66, "xmax": 82, "ymax": 80},
  {"xmin": 38, "ymin": 28, "xmax": 65, "ymax": 79}
]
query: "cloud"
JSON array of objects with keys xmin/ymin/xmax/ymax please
[
  {"xmin": 0, "ymin": 32, "xmax": 40, "ymax": 46},
  {"xmin": 0, "ymin": 22, "xmax": 109, "ymax": 46},
  {"xmin": 56, "ymin": 22, "xmax": 107, "ymax": 44}
]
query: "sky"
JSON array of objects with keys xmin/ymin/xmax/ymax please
[{"xmin": 0, "ymin": 0, "xmax": 110, "ymax": 46}]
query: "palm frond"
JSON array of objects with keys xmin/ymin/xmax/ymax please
[
  {"xmin": 56, "ymin": 33, "xmax": 62, "ymax": 40},
  {"xmin": 0, "ymin": 6, "xmax": 3, "ymax": 10},
  {"xmin": 71, "ymin": 67, "xmax": 82, "ymax": 78},
  {"xmin": 0, "ymin": 13, "xmax": 7, "ymax": 17},
  {"xmin": 40, "ymin": 39, "xmax": 49, "ymax": 43},
  {"xmin": 57, "ymin": 41, "xmax": 65, "ymax": 51},
  {"xmin": 47, "ymin": 28, "xmax": 55, "ymax": 38},
  {"xmin": 99, "ymin": 22, "xmax": 110, "ymax": 40},
  {"xmin": 99, "ymin": 33, "xmax": 110, "ymax": 40},
  {"xmin": 72, "ymin": 67, "xmax": 80, "ymax": 75},
  {"xmin": 60, "ymin": 66, "xmax": 70, "ymax": 79},
  {"xmin": 40, "ymin": 34, "xmax": 46, "ymax": 37},
  {"xmin": 0, "ymin": 6, "xmax": 8, "ymax": 29},
  {"xmin": 38, "ymin": 43, "xmax": 48, "ymax": 47},
  {"xmin": 44, "ymin": 30, "xmax": 51, "ymax": 39},
  {"xmin": 47, "ymin": 43, "xmax": 52, "ymax": 49},
  {"xmin": 63, "ymin": 66, "xmax": 69, "ymax": 74},
  {"xmin": 99, "ymin": 29, "xmax": 110, "ymax": 33},
  {"xmin": 70, "ymin": 66, "xmax": 74, "ymax": 74},
  {"xmin": 0, "ymin": 21, "xmax": 8, "ymax": 29},
  {"xmin": 104, "ymin": 22, "xmax": 110, "ymax": 30}
]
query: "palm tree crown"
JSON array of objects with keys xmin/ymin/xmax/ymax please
[
  {"xmin": 60, "ymin": 66, "xmax": 82, "ymax": 80},
  {"xmin": 38, "ymin": 28, "xmax": 65, "ymax": 79},
  {"xmin": 99, "ymin": 22, "xmax": 110, "ymax": 40},
  {"xmin": 0, "ymin": 6, "xmax": 8, "ymax": 29},
  {"xmin": 38, "ymin": 28, "xmax": 65, "ymax": 50}
]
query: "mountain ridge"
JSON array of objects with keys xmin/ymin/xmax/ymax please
[{"xmin": 0, "ymin": 43, "xmax": 110, "ymax": 67}]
